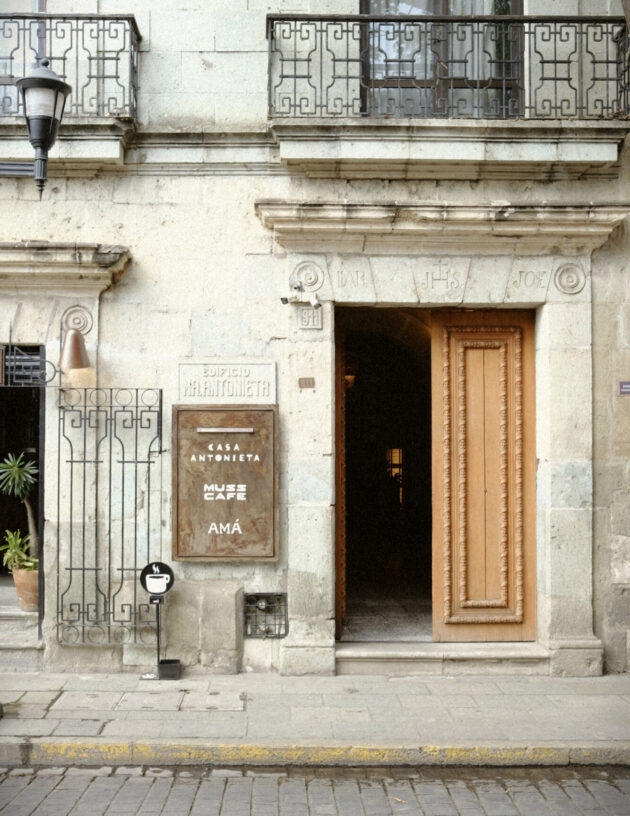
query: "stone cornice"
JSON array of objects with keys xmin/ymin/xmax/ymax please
[
  {"xmin": 3, "ymin": 117, "xmax": 626, "ymax": 180},
  {"xmin": 255, "ymin": 202, "xmax": 629, "ymax": 255},
  {"xmin": 0, "ymin": 242, "xmax": 131, "ymax": 294}
]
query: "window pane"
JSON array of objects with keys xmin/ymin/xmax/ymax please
[{"xmin": 365, "ymin": 1, "xmax": 516, "ymax": 12}]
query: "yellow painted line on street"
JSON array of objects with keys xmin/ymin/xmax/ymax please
[
  {"xmin": 131, "ymin": 744, "xmax": 418, "ymax": 765},
  {"xmin": 418, "ymin": 746, "xmax": 571, "ymax": 765},
  {"xmin": 31, "ymin": 742, "xmax": 135, "ymax": 764},
  {"xmin": 6, "ymin": 740, "xmax": 630, "ymax": 767}
]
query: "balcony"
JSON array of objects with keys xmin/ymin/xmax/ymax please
[
  {"xmin": 1, "ymin": 13, "xmax": 140, "ymax": 118},
  {"xmin": 0, "ymin": 13, "xmax": 140, "ymax": 174},
  {"xmin": 268, "ymin": 14, "xmax": 629, "ymax": 120},
  {"xmin": 267, "ymin": 14, "xmax": 630, "ymax": 181}
]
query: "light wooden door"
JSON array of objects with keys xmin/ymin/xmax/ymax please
[{"xmin": 431, "ymin": 310, "xmax": 536, "ymax": 642}]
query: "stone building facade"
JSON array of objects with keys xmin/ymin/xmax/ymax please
[{"xmin": 0, "ymin": 0, "xmax": 629, "ymax": 676}]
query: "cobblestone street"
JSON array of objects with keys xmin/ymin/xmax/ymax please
[{"xmin": 1, "ymin": 765, "xmax": 629, "ymax": 815}]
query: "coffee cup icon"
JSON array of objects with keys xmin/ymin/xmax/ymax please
[{"xmin": 146, "ymin": 573, "xmax": 171, "ymax": 594}]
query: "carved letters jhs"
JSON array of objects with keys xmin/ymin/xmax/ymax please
[{"xmin": 419, "ymin": 260, "xmax": 461, "ymax": 290}]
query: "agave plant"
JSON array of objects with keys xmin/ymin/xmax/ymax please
[
  {"xmin": 0, "ymin": 452, "xmax": 38, "ymax": 559},
  {"xmin": 0, "ymin": 530, "xmax": 38, "ymax": 572}
]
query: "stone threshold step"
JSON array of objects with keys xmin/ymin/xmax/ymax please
[
  {"xmin": 336, "ymin": 642, "xmax": 550, "ymax": 674},
  {"xmin": 337, "ymin": 642, "xmax": 550, "ymax": 659}
]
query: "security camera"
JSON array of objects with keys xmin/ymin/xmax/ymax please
[{"xmin": 281, "ymin": 283, "xmax": 322, "ymax": 307}]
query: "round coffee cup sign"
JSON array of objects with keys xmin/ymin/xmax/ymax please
[{"xmin": 140, "ymin": 562, "xmax": 174, "ymax": 596}]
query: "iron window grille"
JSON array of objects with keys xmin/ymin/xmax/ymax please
[
  {"xmin": 1, "ymin": 342, "xmax": 50, "ymax": 387},
  {"xmin": 244, "ymin": 593, "xmax": 288, "ymax": 638}
]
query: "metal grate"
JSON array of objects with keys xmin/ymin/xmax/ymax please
[{"xmin": 244, "ymin": 593, "xmax": 288, "ymax": 638}]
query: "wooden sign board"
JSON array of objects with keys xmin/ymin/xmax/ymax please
[{"xmin": 172, "ymin": 405, "xmax": 278, "ymax": 561}]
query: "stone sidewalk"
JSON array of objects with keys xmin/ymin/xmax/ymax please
[{"xmin": 0, "ymin": 671, "xmax": 629, "ymax": 768}]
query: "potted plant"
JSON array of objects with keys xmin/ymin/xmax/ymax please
[
  {"xmin": 0, "ymin": 452, "xmax": 39, "ymax": 611},
  {"xmin": 0, "ymin": 452, "xmax": 38, "ymax": 559},
  {"xmin": 0, "ymin": 530, "xmax": 38, "ymax": 611}
]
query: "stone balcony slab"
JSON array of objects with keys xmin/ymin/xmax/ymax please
[
  {"xmin": 0, "ymin": 118, "xmax": 133, "ymax": 178},
  {"xmin": 270, "ymin": 119, "xmax": 630, "ymax": 181}
]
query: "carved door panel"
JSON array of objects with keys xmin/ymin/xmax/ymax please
[
  {"xmin": 431, "ymin": 310, "xmax": 536, "ymax": 642},
  {"xmin": 334, "ymin": 325, "xmax": 347, "ymax": 640}
]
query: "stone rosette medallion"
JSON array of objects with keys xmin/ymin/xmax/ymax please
[{"xmin": 553, "ymin": 263, "xmax": 586, "ymax": 295}]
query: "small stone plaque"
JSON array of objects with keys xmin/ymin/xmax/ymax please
[
  {"xmin": 297, "ymin": 307, "xmax": 323, "ymax": 330},
  {"xmin": 299, "ymin": 377, "xmax": 315, "ymax": 389}
]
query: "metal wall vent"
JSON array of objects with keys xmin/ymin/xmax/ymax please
[{"xmin": 244, "ymin": 593, "xmax": 288, "ymax": 638}]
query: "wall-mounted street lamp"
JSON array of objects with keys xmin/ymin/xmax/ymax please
[
  {"xmin": 0, "ymin": 58, "xmax": 71, "ymax": 200},
  {"xmin": 57, "ymin": 324, "xmax": 94, "ymax": 388},
  {"xmin": 58, "ymin": 328, "xmax": 91, "ymax": 373}
]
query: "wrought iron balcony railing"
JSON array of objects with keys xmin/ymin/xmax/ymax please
[
  {"xmin": 0, "ymin": 14, "xmax": 140, "ymax": 119},
  {"xmin": 268, "ymin": 15, "xmax": 630, "ymax": 120}
]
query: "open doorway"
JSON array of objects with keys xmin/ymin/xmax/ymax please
[
  {"xmin": 335, "ymin": 308, "xmax": 431, "ymax": 641},
  {"xmin": 0, "ymin": 381, "xmax": 42, "ymax": 585},
  {"xmin": 0, "ymin": 341, "xmax": 45, "ymax": 626}
]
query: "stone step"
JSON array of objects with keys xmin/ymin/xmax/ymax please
[
  {"xmin": 0, "ymin": 641, "xmax": 44, "ymax": 671},
  {"xmin": 0, "ymin": 600, "xmax": 43, "ymax": 670},
  {"xmin": 335, "ymin": 642, "xmax": 551, "ymax": 675},
  {"xmin": 0, "ymin": 606, "xmax": 39, "ymax": 634}
]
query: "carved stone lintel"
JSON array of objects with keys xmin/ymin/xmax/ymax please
[{"xmin": 0, "ymin": 242, "xmax": 131, "ymax": 294}]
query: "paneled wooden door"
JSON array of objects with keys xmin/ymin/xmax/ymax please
[{"xmin": 431, "ymin": 310, "xmax": 536, "ymax": 642}]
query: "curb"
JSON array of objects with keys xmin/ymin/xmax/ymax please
[{"xmin": 1, "ymin": 740, "xmax": 629, "ymax": 767}]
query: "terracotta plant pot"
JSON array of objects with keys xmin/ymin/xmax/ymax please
[{"xmin": 12, "ymin": 569, "xmax": 38, "ymax": 612}]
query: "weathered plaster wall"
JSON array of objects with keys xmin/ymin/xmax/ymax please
[{"xmin": 2, "ymin": 170, "xmax": 629, "ymax": 674}]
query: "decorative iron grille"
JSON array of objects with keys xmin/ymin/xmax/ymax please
[
  {"xmin": 56, "ymin": 388, "xmax": 163, "ymax": 645},
  {"xmin": 0, "ymin": 14, "xmax": 140, "ymax": 118},
  {"xmin": 268, "ymin": 15, "xmax": 630, "ymax": 120},
  {"xmin": 244, "ymin": 593, "xmax": 288, "ymax": 638},
  {"xmin": 1, "ymin": 342, "xmax": 50, "ymax": 387}
]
